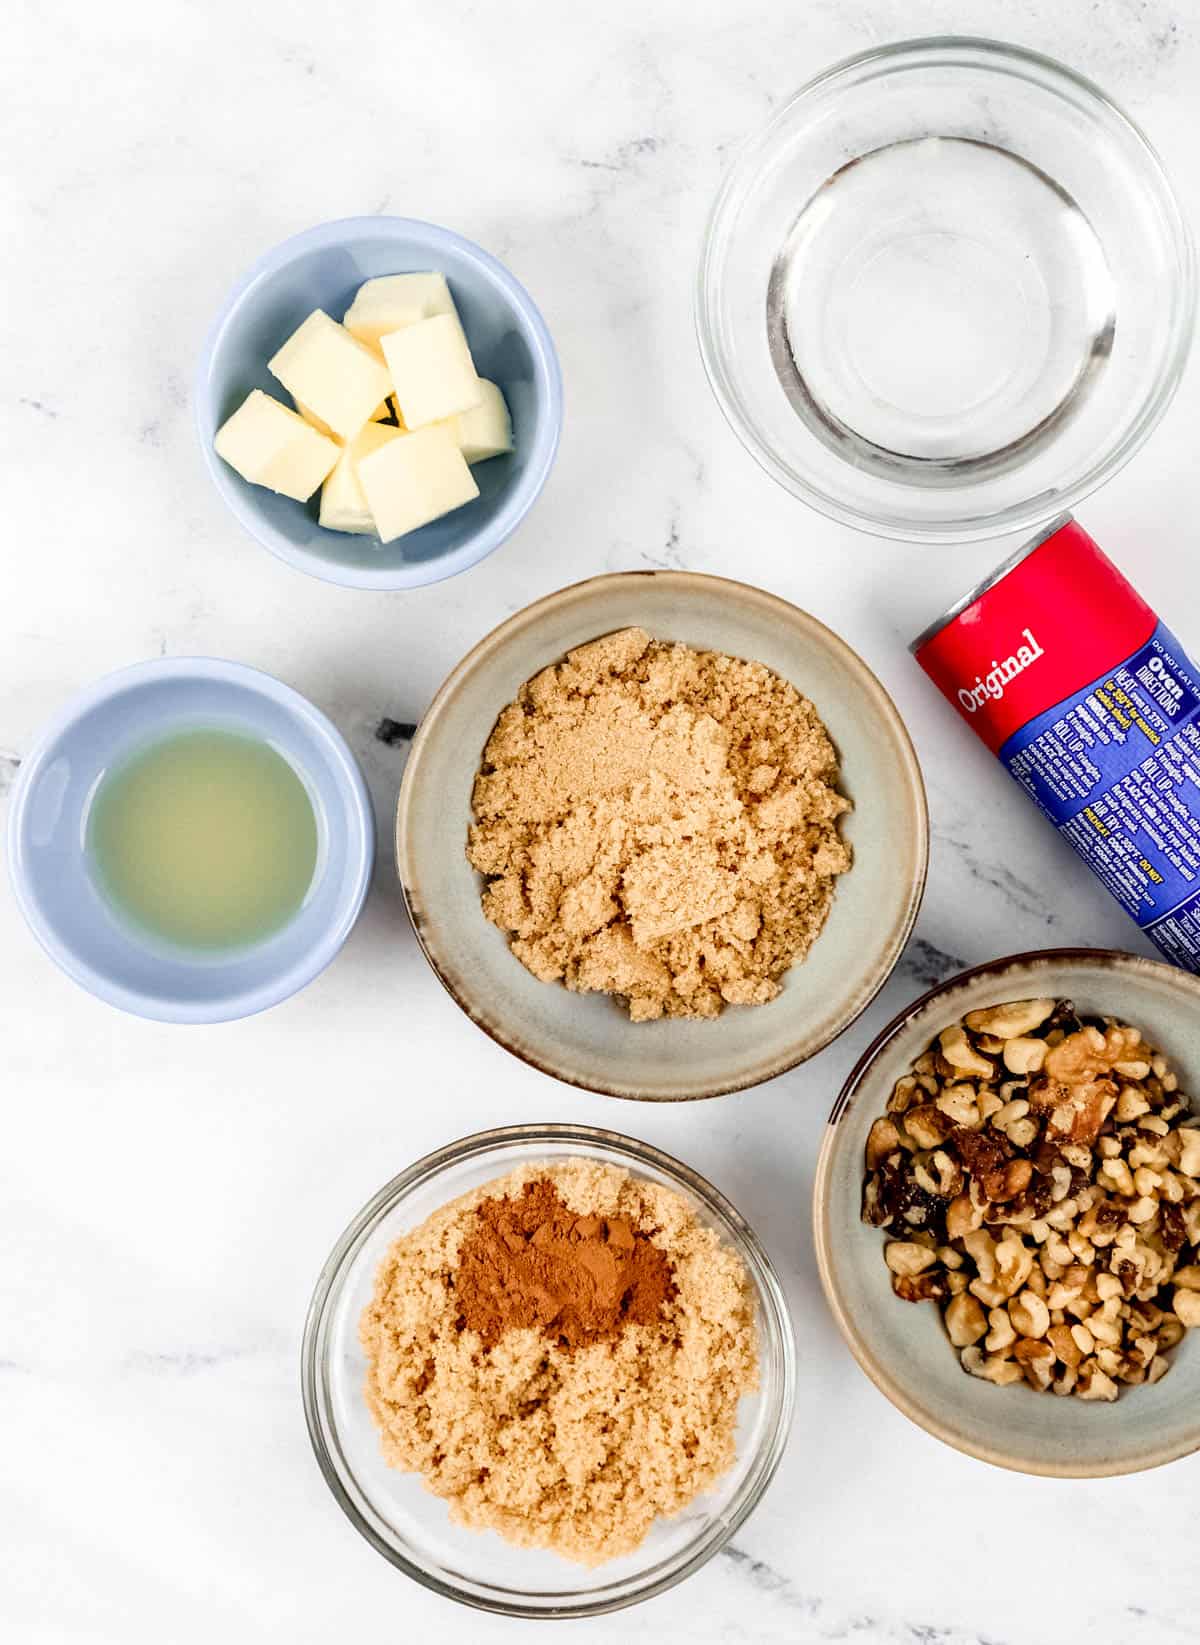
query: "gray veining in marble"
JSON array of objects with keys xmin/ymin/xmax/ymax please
[{"xmin": 2, "ymin": 2, "xmax": 1198, "ymax": 1642}]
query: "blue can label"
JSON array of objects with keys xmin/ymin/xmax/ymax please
[{"xmin": 1001, "ymin": 623, "xmax": 1200, "ymax": 972}]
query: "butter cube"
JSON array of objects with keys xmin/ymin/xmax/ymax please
[
  {"xmin": 343, "ymin": 272, "xmax": 457, "ymax": 353},
  {"xmin": 318, "ymin": 422, "xmax": 404, "ymax": 534},
  {"xmin": 356, "ymin": 425, "xmax": 480, "ymax": 542},
  {"xmin": 294, "ymin": 395, "xmax": 389, "ymax": 438},
  {"xmin": 268, "ymin": 310, "xmax": 393, "ymax": 441},
  {"xmin": 213, "ymin": 390, "xmax": 339, "ymax": 501},
  {"xmin": 450, "ymin": 379, "xmax": 512, "ymax": 463},
  {"xmin": 382, "ymin": 313, "xmax": 482, "ymax": 429}
]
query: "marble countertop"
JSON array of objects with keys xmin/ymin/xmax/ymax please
[{"xmin": 3, "ymin": 2, "xmax": 1199, "ymax": 1641}]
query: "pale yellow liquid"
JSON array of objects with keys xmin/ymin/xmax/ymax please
[{"xmin": 87, "ymin": 728, "xmax": 318, "ymax": 951}]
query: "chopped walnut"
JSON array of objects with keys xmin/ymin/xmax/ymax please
[
  {"xmin": 944, "ymin": 1292, "xmax": 987, "ymax": 1347},
  {"xmin": 965, "ymin": 999, "xmax": 1055, "ymax": 1039},
  {"xmin": 862, "ymin": 998, "xmax": 1198, "ymax": 1402}
]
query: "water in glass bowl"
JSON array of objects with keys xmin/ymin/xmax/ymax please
[{"xmin": 768, "ymin": 136, "xmax": 1116, "ymax": 483}]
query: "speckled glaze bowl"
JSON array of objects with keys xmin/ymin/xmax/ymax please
[
  {"xmin": 395, "ymin": 571, "xmax": 928, "ymax": 1099},
  {"xmin": 814, "ymin": 949, "xmax": 1200, "ymax": 1476}
]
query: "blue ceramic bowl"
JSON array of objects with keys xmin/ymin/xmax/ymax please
[
  {"xmin": 6, "ymin": 659, "xmax": 374, "ymax": 1023},
  {"xmin": 195, "ymin": 217, "xmax": 563, "ymax": 590}
]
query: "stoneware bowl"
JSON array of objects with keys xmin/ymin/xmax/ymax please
[
  {"xmin": 195, "ymin": 216, "xmax": 562, "ymax": 590},
  {"xmin": 395, "ymin": 571, "xmax": 928, "ymax": 1099},
  {"xmin": 6, "ymin": 658, "xmax": 374, "ymax": 1023},
  {"xmin": 814, "ymin": 948, "xmax": 1200, "ymax": 1476}
]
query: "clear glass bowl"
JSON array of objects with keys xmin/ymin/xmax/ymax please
[
  {"xmin": 697, "ymin": 38, "xmax": 1195, "ymax": 542},
  {"xmin": 301, "ymin": 1124, "xmax": 796, "ymax": 1618}
]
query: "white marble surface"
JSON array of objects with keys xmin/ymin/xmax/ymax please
[{"xmin": 3, "ymin": 2, "xmax": 1199, "ymax": 1640}]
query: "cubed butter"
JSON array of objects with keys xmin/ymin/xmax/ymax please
[
  {"xmin": 449, "ymin": 379, "xmax": 512, "ymax": 463},
  {"xmin": 356, "ymin": 425, "xmax": 480, "ymax": 542},
  {"xmin": 293, "ymin": 395, "xmax": 389, "ymax": 438},
  {"xmin": 343, "ymin": 272, "xmax": 457, "ymax": 353},
  {"xmin": 318, "ymin": 422, "xmax": 404, "ymax": 534},
  {"xmin": 383, "ymin": 313, "xmax": 482, "ymax": 429},
  {"xmin": 213, "ymin": 390, "xmax": 339, "ymax": 501},
  {"xmin": 268, "ymin": 310, "xmax": 393, "ymax": 441}
]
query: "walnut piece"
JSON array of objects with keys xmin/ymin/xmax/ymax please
[{"xmin": 861, "ymin": 998, "xmax": 1199, "ymax": 1403}]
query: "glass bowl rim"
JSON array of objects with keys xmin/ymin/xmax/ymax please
[
  {"xmin": 695, "ymin": 35, "xmax": 1197, "ymax": 544},
  {"xmin": 300, "ymin": 1122, "xmax": 798, "ymax": 1618}
]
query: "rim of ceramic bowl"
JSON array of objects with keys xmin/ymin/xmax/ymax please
[
  {"xmin": 812, "ymin": 946, "xmax": 1200, "ymax": 1476},
  {"xmin": 394, "ymin": 569, "xmax": 929, "ymax": 1099},
  {"xmin": 300, "ymin": 1122, "xmax": 797, "ymax": 1617},
  {"xmin": 194, "ymin": 215, "xmax": 563, "ymax": 591},
  {"xmin": 5, "ymin": 656, "xmax": 374, "ymax": 1023},
  {"xmin": 696, "ymin": 36, "xmax": 1197, "ymax": 544}
]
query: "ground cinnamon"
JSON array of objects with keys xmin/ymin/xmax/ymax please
[
  {"xmin": 454, "ymin": 1177, "xmax": 675, "ymax": 1350},
  {"xmin": 359, "ymin": 1158, "xmax": 759, "ymax": 1563}
]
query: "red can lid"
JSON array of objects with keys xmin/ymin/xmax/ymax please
[{"xmin": 913, "ymin": 519, "xmax": 1157, "ymax": 753}]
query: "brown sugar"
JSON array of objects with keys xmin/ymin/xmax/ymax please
[
  {"xmin": 454, "ymin": 1178, "xmax": 675, "ymax": 1350},
  {"xmin": 358, "ymin": 1158, "xmax": 759, "ymax": 1564},
  {"xmin": 466, "ymin": 627, "xmax": 851, "ymax": 1020}
]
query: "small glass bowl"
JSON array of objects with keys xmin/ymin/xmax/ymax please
[
  {"xmin": 697, "ymin": 37, "xmax": 1195, "ymax": 542},
  {"xmin": 301, "ymin": 1124, "xmax": 796, "ymax": 1618}
]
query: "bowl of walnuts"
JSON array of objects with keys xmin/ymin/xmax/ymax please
[{"xmin": 813, "ymin": 948, "xmax": 1200, "ymax": 1476}]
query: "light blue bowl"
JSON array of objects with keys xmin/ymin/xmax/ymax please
[
  {"xmin": 6, "ymin": 659, "xmax": 374, "ymax": 1023},
  {"xmin": 195, "ymin": 217, "xmax": 563, "ymax": 590}
]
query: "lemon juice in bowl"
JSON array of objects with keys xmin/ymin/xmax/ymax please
[{"xmin": 86, "ymin": 727, "xmax": 319, "ymax": 953}]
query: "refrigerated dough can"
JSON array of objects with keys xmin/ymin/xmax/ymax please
[{"xmin": 912, "ymin": 516, "xmax": 1200, "ymax": 972}]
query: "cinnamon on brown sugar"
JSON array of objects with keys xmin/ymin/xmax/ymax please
[
  {"xmin": 454, "ymin": 1178, "xmax": 675, "ymax": 1350},
  {"xmin": 359, "ymin": 1159, "xmax": 758, "ymax": 1564}
]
